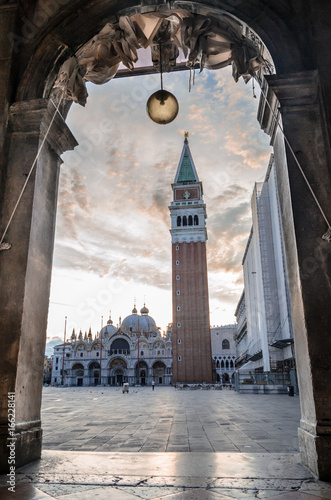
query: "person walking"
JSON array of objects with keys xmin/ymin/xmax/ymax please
[{"xmin": 152, "ymin": 380, "xmax": 155, "ymax": 391}]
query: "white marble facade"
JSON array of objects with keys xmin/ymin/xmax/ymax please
[
  {"xmin": 211, "ymin": 325, "xmax": 237, "ymax": 383},
  {"xmin": 51, "ymin": 305, "xmax": 172, "ymax": 387}
]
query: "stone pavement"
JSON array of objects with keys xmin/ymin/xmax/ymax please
[
  {"xmin": 40, "ymin": 386, "xmax": 300, "ymax": 453},
  {"xmin": 1, "ymin": 386, "xmax": 331, "ymax": 499}
]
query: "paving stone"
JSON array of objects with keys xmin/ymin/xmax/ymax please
[
  {"xmin": 0, "ymin": 484, "xmax": 54, "ymax": 500},
  {"xmin": 6, "ymin": 387, "xmax": 325, "ymax": 500},
  {"xmin": 57, "ymin": 486, "xmax": 140, "ymax": 499},
  {"xmin": 36, "ymin": 484, "xmax": 101, "ymax": 497},
  {"xmin": 156, "ymin": 489, "xmax": 234, "ymax": 499},
  {"xmin": 115, "ymin": 486, "xmax": 186, "ymax": 499},
  {"xmin": 304, "ymin": 494, "xmax": 331, "ymax": 499},
  {"xmin": 266, "ymin": 493, "xmax": 328, "ymax": 499},
  {"xmin": 300, "ymin": 482, "xmax": 331, "ymax": 493}
]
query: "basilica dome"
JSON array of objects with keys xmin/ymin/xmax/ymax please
[
  {"xmin": 100, "ymin": 315, "xmax": 117, "ymax": 337},
  {"xmin": 140, "ymin": 304, "xmax": 149, "ymax": 315},
  {"xmin": 121, "ymin": 305, "xmax": 157, "ymax": 334}
]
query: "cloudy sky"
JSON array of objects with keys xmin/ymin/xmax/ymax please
[{"xmin": 47, "ymin": 64, "xmax": 272, "ymax": 341}]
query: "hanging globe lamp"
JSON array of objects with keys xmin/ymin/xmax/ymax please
[{"xmin": 147, "ymin": 44, "xmax": 179, "ymax": 125}]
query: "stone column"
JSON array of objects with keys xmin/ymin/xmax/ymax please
[
  {"xmin": 0, "ymin": 98, "xmax": 77, "ymax": 471},
  {"xmin": 0, "ymin": 3, "xmax": 19, "ymax": 195},
  {"xmin": 259, "ymin": 71, "xmax": 331, "ymax": 480}
]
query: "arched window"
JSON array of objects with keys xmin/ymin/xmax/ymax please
[
  {"xmin": 194, "ymin": 215, "xmax": 199, "ymax": 225},
  {"xmin": 226, "ymin": 360, "xmax": 229, "ymax": 368},
  {"xmin": 216, "ymin": 360, "xmax": 220, "ymax": 368},
  {"xmin": 111, "ymin": 338, "xmax": 130, "ymax": 354},
  {"xmin": 188, "ymin": 215, "xmax": 193, "ymax": 226},
  {"xmin": 222, "ymin": 339, "xmax": 230, "ymax": 349},
  {"xmin": 230, "ymin": 360, "xmax": 234, "ymax": 368},
  {"xmin": 221, "ymin": 360, "xmax": 224, "ymax": 368},
  {"xmin": 177, "ymin": 216, "xmax": 181, "ymax": 227},
  {"xmin": 183, "ymin": 216, "xmax": 187, "ymax": 226},
  {"xmin": 72, "ymin": 363, "xmax": 84, "ymax": 379}
]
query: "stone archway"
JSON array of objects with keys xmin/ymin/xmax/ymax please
[
  {"xmin": 113, "ymin": 369, "xmax": 124, "ymax": 386},
  {"xmin": 110, "ymin": 337, "xmax": 130, "ymax": 356},
  {"xmin": 71, "ymin": 363, "xmax": 85, "ymax": 387},
  {"xmin": 136, "ymin": 361, "xmax": 149, "ymax": 386},
  {"xmin": 152, "ymin": 361, "xmax": 166, "ymax": 385},
  {"xmin": 88, "ymin": 362, "xmax": 101, "ymax": 386},
  {"xmin": 108, "ymin": 358, "xmax": 128, "ymax": 386},
  {"xmin": 0, "ymin": 1, "xmax": 330, "ymax": 480}
]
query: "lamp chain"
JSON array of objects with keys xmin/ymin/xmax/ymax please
[{"xmin": 159, "ymin": 42, "xmax": 163, "ymax": 91}]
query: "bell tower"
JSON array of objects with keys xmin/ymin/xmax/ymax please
[{"xmin": 169, "ymin": 133, "xmax": 213, "ymax": 383}]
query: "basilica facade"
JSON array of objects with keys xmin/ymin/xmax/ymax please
[{"xmin": 51, "ymin": 305, "xmax": 172, "ymax": 387}]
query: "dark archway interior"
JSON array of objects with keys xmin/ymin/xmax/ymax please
[{"xmin": 111, "ymin": 338, "xmax": 130, "ymax": 352}]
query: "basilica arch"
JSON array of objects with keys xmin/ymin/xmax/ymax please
[
  {"xmin": 108, "ymin": 358, "xmax": 128, "ymax": 386},
  {"xmin": 152, "ymin": 361, "xmax": 166, "ymax": 385},
  {"xmin": 110, "ymin": 337, "xmax": 130, "ymax": 356},
  {"xmin": 136, "ymin": 361, "xmax": 149, "ymax": 386},
  {"xmin": 71, "ymin": 363, "xmax": 85, "ymax": 387},
  {"xmin": 88, "ymin": 362, "xmax": 101, "ymax": 386},
  {"xmin": 0, "ymin": 0, "xmax": 330, "ymax": 480}
]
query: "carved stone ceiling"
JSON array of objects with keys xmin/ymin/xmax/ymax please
[{"xmin": 54, "ymin": 6, "xmax": 273, "ymax": 106}]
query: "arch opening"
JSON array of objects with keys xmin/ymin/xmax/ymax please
[{"xmin": 1, "ymin": 0, "xmax": 330, "ymax": 480}]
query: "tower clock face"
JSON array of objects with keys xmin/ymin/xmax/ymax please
[{"xmin": 174, "ymin": 187, "xmax": 199, "ymax": 201}]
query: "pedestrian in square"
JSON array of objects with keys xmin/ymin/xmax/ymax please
[{"xmin": 152, "ymin": 380, "xmax": 155, "ymax": 391}]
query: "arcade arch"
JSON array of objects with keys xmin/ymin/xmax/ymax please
[
  {"xmin": 152, "ymin": 361, "xmax": 166, "ymax": 384},
  {"xmin": 108, "ymin": 358, "xmax": 128, "ymax": 386},
  {"xmin": 0, "ymin": 0, "xmax": 330, "ymax": 480},
  {"xmin": 136, "ymin": 361, "xmax": 149, "ymax": 386},
  {"xmin": 110, "ymin": 337, "xmax": 130, "ymax": 356},
  {"xmin": 71, "ymin": 363, "xmax": 85, "ymax": 386},
  {"xmin": 89, "ymin": 362, "xmax": 101, "ymax": 386}
]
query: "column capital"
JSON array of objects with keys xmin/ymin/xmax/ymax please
[
  {"xmin": 258, "ymin": 70, "xmax": 321, "ymax": 142},
  {"xmin": 9, "ymin": 98, "xmax": 78, "ymax": 157},
  {"xmin": 265, "ymin": 70, "xmax": 319, "ymax": 108}
]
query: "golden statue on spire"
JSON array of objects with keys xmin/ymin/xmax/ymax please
[{"xmin": 184, "ymin": 131, "xmax": 189, "ymax": 139}]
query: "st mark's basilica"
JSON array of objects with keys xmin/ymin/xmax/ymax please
[{"xmin": 51, "ymin": 304, "xmax": 173, "ymax": 387}]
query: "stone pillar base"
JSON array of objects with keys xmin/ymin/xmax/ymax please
[
  {"xmin": 0, "ymin": 424, "xmax": 42, "ymax": 473},
  {"xmin": 299, "ymin": 426, "xmax": 331, "ymax": 481}
]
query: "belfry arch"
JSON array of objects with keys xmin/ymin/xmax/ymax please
[{"xmin": 0, "ymin": 0, "xmax": 330, "ymax": 481}]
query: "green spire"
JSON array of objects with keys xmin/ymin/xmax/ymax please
[
  {"xmin": 177, "ymin": 145, "xmax": 196, "ymax": 182},
  {"xmin": 175, "ymin": 133, "xmax": 199, "ymax": 183}
]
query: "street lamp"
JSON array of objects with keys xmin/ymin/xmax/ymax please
[
  {"xmin": 61, "ymin": 316, "xmax": 67, "ymax": 385},
  {"xmin": 146, "ymin": 43, "xmax": 178, "ymax": 125},
  {"xmin": 100, "ymin": 316, "xmax": 103, "ymax": 386}
]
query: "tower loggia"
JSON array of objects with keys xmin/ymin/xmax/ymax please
[{"xmin": 169, "ymin": 133, "xmax": 213, "ymax": 383}]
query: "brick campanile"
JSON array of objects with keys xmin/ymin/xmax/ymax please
[{"xmin": 169, "ymin": 133, "xmax": 213, "ymax": 383}]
